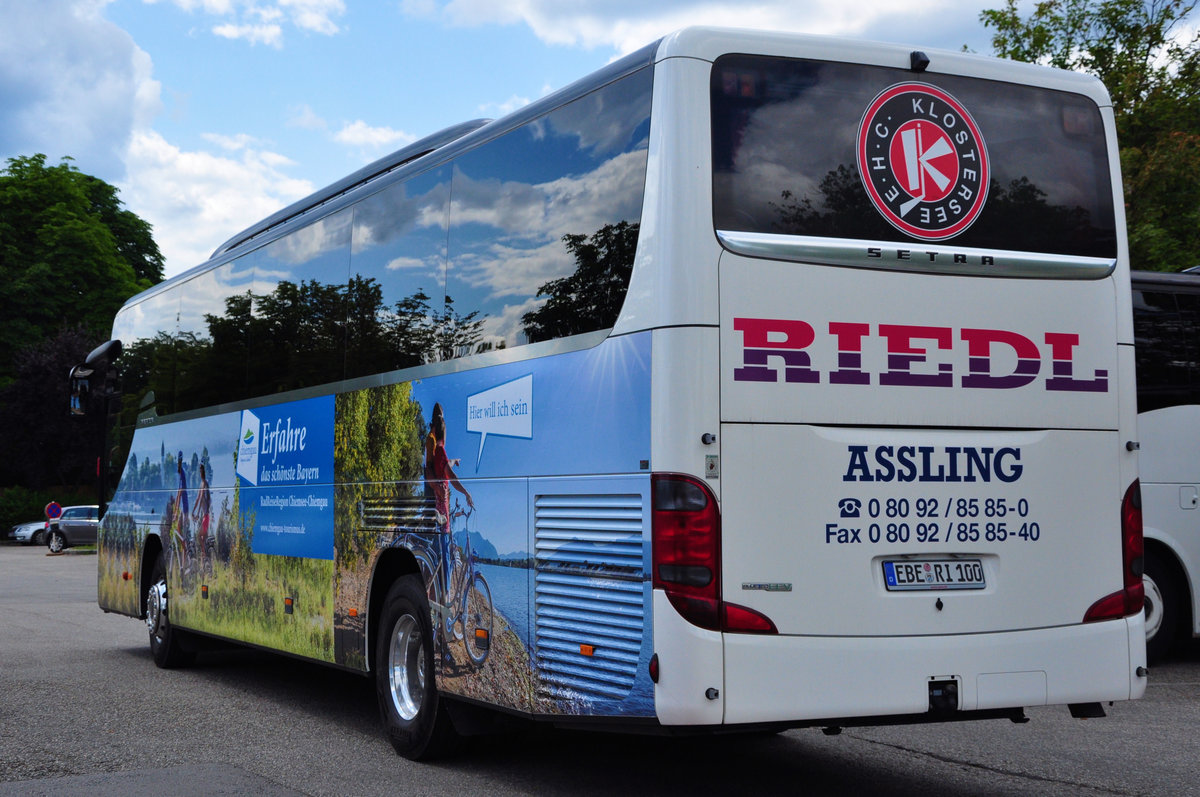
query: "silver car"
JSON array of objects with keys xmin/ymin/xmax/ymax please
[
  {"xmin": 46, "ymin": 505, "xmax": 99, "ymax": 553},
  {"xmin": 10, "ymin": 520, "xmax": 46, "ymax": 545}
]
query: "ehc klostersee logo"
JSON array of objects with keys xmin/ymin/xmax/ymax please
[{"xmin": 857, "ymin": 83, "xmax": 989, "ymax": 240}]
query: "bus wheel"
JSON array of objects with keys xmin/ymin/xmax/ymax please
[
  {"xmin": 1144, "ymin": 550, "xmax": 1180, "ymax": 663},
  {"xmin": 146, "ymin": 553, "xmax": 194, "ymax": 668},
  {"xmin": 376, "ymin": 575, "xmax": 459, "ymax": 760}
]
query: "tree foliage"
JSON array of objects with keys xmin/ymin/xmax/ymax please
[
  {"xmin": 522, "ymin": 221, "xmax": 640, "ymax": 342},
  {"xmin": 0, "ymin": 154, "xmax": 163, "ymax": 387},
  {"xmin": 334, "ymin": 383, "xmax": 424, "ymax": 566},
  {"xmin": 980, "ymin": 0, "xmax": 1200, "ymax": 270},
  {"xmin": 0, "ymin": 155, "xmax": 164, "ymax": 493},
  {"xmin": 0, "ymin": 325, "xmax": 106, "ymax": 490}
]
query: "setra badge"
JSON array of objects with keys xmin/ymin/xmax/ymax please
[{"xmin": 857, "ymin": 82, "xmax": 989, "ymax": 240}]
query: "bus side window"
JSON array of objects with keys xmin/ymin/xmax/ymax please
[
  {"xmin": 1133, "ymin": 289, "xmax": 1186, "ymax": 412},
  {"xmin": 1174, "ymin": 292, "xmax": 1200, "ymax": 404},
  {"xmin": 444, "ymin": 67, "xmax": 652, "ymax": 354}
]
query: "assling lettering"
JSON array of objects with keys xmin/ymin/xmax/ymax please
[{"xmin": 843, "ymin": 445, "xmax": 1023, "ymax": 483}]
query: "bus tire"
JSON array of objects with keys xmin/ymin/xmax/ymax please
[
  {"xmin": 376, "ymin": 575, "xmax": 459, "ymax": 760},
  {"xmin": 146, "ymin": 552, "xmax": 194, "ymax": 668},
  {"xmin": 1144, "ymin": 549, "xmax": 1180, "ymax": 663}
]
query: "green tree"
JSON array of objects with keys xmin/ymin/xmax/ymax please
[
  {"xmin": 980, "ymin": 0, "xmax": 1200, "ymax": 270},
  {"xmin": 522, "ymin": 221, "xmax": 640, "ymax": 342},
  {"xmin": 0, "ymin": 325, "xmax": 105, "ymax": 489},
  {"xmin": 432, "ymin": 294, "xmax": 485, "ymax": 361},
  {"xmin": 0, "ymin": 154, "xmax": 163, "ymax": 387},
  {"xmin": 334, "ymin": 383, "xmax": 424, "ymax": 566}
]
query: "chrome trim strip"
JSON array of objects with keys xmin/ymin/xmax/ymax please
[{"xmin": 716, "ymin": 230, "xmax": 1116, "ymax": 280}]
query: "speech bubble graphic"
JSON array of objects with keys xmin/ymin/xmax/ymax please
[{"xmin": 466, "ymin": 374, "xmax": 533, "ymax": 470}]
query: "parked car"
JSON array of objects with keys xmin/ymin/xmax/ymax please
[
  {"xmin": 46, "ymin": 505, "xmax": 99, "ymax": 552},
  {"xmin": 9, "ymin": 520, "xmax": 46, "ymax": 545}
]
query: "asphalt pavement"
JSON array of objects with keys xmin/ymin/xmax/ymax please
[{"xmin": 1, "ymin": 543, "xmax": 1197, "ymax": 796}]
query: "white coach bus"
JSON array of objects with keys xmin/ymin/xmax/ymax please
[
  {"xmin": 90, "ymin": 27, "xmax": 1145, "ymax": 759},
  {"xmin": 1132, "ymin": 269, "xmax": 1200, "ymax": 661}
]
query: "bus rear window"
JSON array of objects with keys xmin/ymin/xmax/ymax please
[{"xmin": 711, "ymin": 55, "xmax": 1116, "ymax": 261}]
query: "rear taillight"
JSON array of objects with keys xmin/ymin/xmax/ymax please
[
  {"xmin": 653, "ymin": 474, "xmax": 721, "ymax": 630},
  {"xmin": 652, "ymin": 473, "xmax": 776, "ymax": 634},
  {"xmin": 1084, "ymin": 479, "xmax": 1145, "ymax": 623}
]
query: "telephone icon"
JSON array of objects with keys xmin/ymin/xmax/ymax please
[{"xmin": 839, "ymin": 498, "xmax": 862, "ymax": 518}]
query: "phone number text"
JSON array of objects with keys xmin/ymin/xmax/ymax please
[
  {"xmin": 862, "ymin": 497, "xmax": 1030, "ymax": 519},
  {"xmin": 825, "ymin": 497, "xmax": 1042, "ymax": 545}
]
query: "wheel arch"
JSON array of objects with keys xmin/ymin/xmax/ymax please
[
  {"xmin": 367, "ymin": 547, "xmax": 423, "ymax": 673},
  {"xmin": 1144, "ymin": 537, "xmax": 1195, "ymax": 637},
  {"xmin": 140, "ymin": 534, "xmax": 164, "ymax": 619}
]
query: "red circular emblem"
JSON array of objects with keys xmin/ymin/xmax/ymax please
[{"xmin": 857, "ymin": 83, "xmax": 989, "ymax": 240}]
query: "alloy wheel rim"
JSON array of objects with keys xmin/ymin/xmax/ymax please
[
  {"xmin": 388, "ymin": 614, "xmax": 425, "ymax": 721},
  {"xmin": 146, "ymin": 579, "xmax": 168, "ymax": 641},
  {"xmin": 1143, "ymin": 573, "xmax": 1164, "ymax": 640}
]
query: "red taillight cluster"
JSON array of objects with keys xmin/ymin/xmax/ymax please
[
  {"xmin": 1084, "ymin": 479, "xmax": 1145, "ymax": 623},
  {"xmin": 652, "ymin": 473, "xmax": 776, "ymax": 634}
]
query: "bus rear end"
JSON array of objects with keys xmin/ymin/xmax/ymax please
[{"xmin": 639, "ymin": 30, "xmax": 1145, "ymax": 729}]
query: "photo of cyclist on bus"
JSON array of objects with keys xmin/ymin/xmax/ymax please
[{"xmin": 425, "ymin": 403, "xmax": 473, "ymax": 599}]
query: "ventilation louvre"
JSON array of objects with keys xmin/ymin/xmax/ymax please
[{"xmin": 534, "ymin": 493, "xmax": 646, "ymax": 703}]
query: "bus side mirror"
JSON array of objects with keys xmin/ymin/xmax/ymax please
[
  {"xmin": 69, "ymin": 339, "xmax": 123, "ymax": 417},
  {"xmin": 68, "ymin": 365, "xmax": 92, "ymax": 416},
  {"xmin": 85, "ymin": 339, "xmax": 122, "ymax": 367}
]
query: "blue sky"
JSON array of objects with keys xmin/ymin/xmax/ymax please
[{"xmin": 2, "ymin": 0, "xmax": 1007, "ymax": 279}]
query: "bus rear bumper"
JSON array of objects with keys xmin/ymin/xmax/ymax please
[
  {"xmin": 717, "ymin": 617, "xmax": 1147, "ymax": 726},
  {"xmin": 651, "ymin": 591, "xmax": 1147, "ymax": 726}
]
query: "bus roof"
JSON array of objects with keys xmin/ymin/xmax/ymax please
[{"xmin": 208, "ymin": 118, "xmax": 491, "ymax": 260}]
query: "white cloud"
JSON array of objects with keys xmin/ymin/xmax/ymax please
[
  {"xmin": 399, "ymin": 0, "xmax": 438, "ymax": 18},
  {"xmin": 0, "ymin": 0, "xmax": 155, "ymax": 182},
  {"xmin": 200, "ymin": 132, "xmax": 261, "ymax": 151},
  {"xmin": 479, "ymin": 94, "xmax": 533, "ymax": 117},
  {"xmin": 288, "ymin": 103, "xmax": 328, "ymax": 131},
  {"xmin": 334, "ymin": 120, "xmax": 418, "ymax": 152},
  {"xmin": 406, "ymin": 0, "xmax": 989, "ymax": 55},
  {"xmin": 448, "ymin": 148, "xmax": 647, "ymax": 301},
  {"xmin": 281, "ymin": 0, "xmax": 344, "ymax": 34},
  {"xmin": 212, "ymin": 22, "xmax": 284, "ymax": 47},
  {"xmin": 387, "ymin": 256, "xmax": 432, "ymax": 271},
  {"xmin": 261, "ymin": 206, "xmax": 351, "ymax": 265},
  {"xmin": 478, "ymin": 294, "xmax": 544, "ymax": 351},
  {"xmin": 119, "ymin": 129, "xmax": 314, "ymax": 276},
  {"xmin": 149, "ymin": 0, "xmax": 346, "ymax": 44},
  {"xmin": 0, "ymin": 1, "xmax": 294, "ymax": 280}
]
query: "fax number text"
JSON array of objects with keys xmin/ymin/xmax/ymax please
[{"xmin": 826, "ymin": 496, "xmax": 1042, "ymax": 545}]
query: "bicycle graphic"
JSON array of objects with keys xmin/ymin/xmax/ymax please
[{"xmin": 394, "ymin": 500, "xmax": 494, "ymax": 668}]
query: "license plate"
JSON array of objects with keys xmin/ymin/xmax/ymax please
[{"xmin": 883, "ymin": 559, "xmax": 985, "ymax": 591}]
